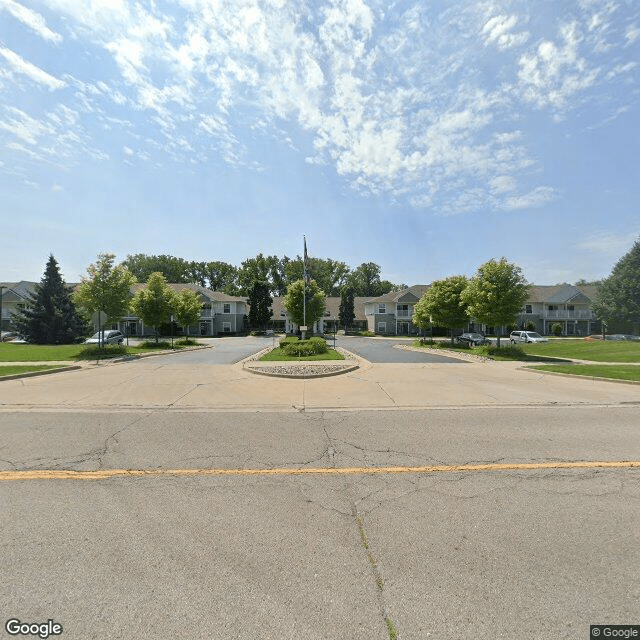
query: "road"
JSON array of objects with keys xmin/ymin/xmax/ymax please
[
  {"xmin": 2, "ymin": 405, "xmax": 640, "ymax": 640},
  {"xmin": 335, "ymin": 334, "xmax": 466, "ymax": 363}
]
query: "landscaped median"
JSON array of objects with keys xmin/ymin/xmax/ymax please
[
  {"xmin": 244, "ymin": 336, "xmax": 359, "ymax": 378},
  {"xmin": 0, "ymin": 364, "xmax": 77, "ymax": 380}
]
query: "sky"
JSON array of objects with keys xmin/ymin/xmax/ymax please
[{"xmin": 1, "ymin": 0, "xmax": 639, "ymax": 287}]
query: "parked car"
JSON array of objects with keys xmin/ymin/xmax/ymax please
[
  {"xmin": 1, "ymin": 331, "xmax": 18, "ymax": 342},
  {"xmin": 456, "ymin": 332, "xmax": 489, "ymax": 347},
  {"xmin": 510, "ymin": 331, "xmax": 548, "ymax": 344},
  {"xmin": 85, "ymin": 330, "xmax": 125, "ymax": 345}
]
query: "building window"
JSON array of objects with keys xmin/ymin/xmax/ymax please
[
  {"xmin": 377, "ymin": 322, "xmax": 386, "ymax": 333},
  {"xmin": 525, "ymin": 304, "xmax": 532, "ymax": 313},
  {"xmin": 548, "ymin": 305, "xmax": 556, "ymax": 311},
  {"xmin": 567, "ymin": 305, "xmax": 574, "ymax": 311},
  {"xmin": 378, "ymin": 304, "xmax": 386, "ymax": 314},
  {"xmin": 222, "ymin": 322, "xmax": 231, "ymax": 332},
  {"xmin": 223, "ymin": 303, "xmax": 231, "ymax": 314},
  {"xmin": 280, "ymin": 310, "xmax": 286, "ymax": 317}
]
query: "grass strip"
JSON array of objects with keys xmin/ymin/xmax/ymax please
[
  {"xmin": 0, "ymin": 342, "xmax": 199, "ymax": 362},
  {"xmin": 0, "ymin": 365, "xmax": 69, "ymax": 377},
  {"xmin": 528, "ymin": 364, "xmax": 640, "ymax": 382},
  {"xmin": 259, "ymin": 348, "xmax": 345, "ymax": 362},
  {"xmin": 522, "ymin": 340, "xmax": 640, "ymax": 362}
]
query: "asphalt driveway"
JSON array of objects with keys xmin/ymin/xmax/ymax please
[
  {"xmin": 143, "ymin": 335, "xmax": 274, "ymax": 365},
  {"xmin": 335, "ymin": 335, "xmax": 465, "ymax": 363}
]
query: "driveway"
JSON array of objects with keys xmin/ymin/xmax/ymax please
[
  {"xmin": 143, "ymin": 335, "xmax": 274, "ymax": 365},
  {"xmin": 335, "ymin": 335, "xmax": 465, "ymax": 363}
]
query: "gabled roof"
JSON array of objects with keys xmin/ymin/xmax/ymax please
[
  {"xmin": 364, "ymin": 284, "xmax": 430, "ymax": 305},
  {"xmin": 270, "ymin": 296, "xmax": 368, "ymax": 322},
  {"xmin": 0, "ymin": 281, "xmax": 38, "ymax": 301},
  {"xmin": 528, "ymin": 284, "xmax": 598, "ymax": 304},
  {"xmin": 130, "ymin": 283, "xmax": 246, "ymax": 303}
]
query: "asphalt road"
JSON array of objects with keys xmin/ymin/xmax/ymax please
[
  {"xmin": 145, "ymin": 335, "xmax": 275, "ymax": 364},
  {"xmin": 335, "ymin": 335, "xmax": 465, "ymax": 363},
  {"xmin": 2, "ymin": 406, "xmax": 639, "ymax": 640}
]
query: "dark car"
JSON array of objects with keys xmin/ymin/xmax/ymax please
[
  {"xmin": 85, "ymin": 330, "xmax": 125, "ymax": 345},
  {"xmin": 456, "ymin": 332, "xmax": 489, "ymax": 347}
]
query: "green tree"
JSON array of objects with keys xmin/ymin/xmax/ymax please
[
  {"xmin": 346, "ymin": 262, "xmax": 396, "ymax": 297},
  {"xmin": 461, "ymin": 258, "xmax": 530, "ymax": 347},
  {"xmin": 237, "ymin": 254, "xmax": 282, "ymax": 296},
  {"xmin": 338, "ymin": 287, "xmax": 355, "ymax": 331},
  {"xmin": 131, "ymin": 272, "xmax": 176, "ymax": 343},
  {"xmin": 413, "ymin": 276, "xmax": 469, "ymax": 344},
  {"xmin": 248, "ymin": 281, "xmax": 273, "ymax": 331},
  {"xmin": 14, "ymin": 255, "xmax": 87, "ymax": 344},
  {"xmin": 205, "ymin": 261, "xmax": 239, "ymax": 294},
  {"xmin": 592, "ymin": 237, "xmax": 640, "ymax": 333},
  {"xmin": 74, "ymin": 253, "xmax": 136, "ymax": 346},
  {"xmin": 283, "ymin": 279, "xmax": 326, "ymax": 334},
  {"xmin": 172, "ymin": 288, "xmax": 203, "ymax": 337},
  {"xmin": 121, "ymin": 254, "xmax": 192, "ymax": 283}
]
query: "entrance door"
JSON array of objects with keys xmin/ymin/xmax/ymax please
[{"xmin": 397, "ymin": 321, "xmax": 409, "ymax": 335}]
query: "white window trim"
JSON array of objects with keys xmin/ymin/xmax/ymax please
[
  {"xmin": 222, "ymin": 322, "xmax": 231, "ymax": 332},
  {"xmin": 378, "ymin": 304, "xmax": 386, "ymax": 314},
  {"xmin": 377, "ymin": 322, "xmax": 386, "ymax": 333}
]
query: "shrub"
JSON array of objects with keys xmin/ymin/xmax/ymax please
[
  {"xmin": 76, "ymin": 344, "xmax": 127, "ymax": 359},
  {"xmin": 525, "ymin": 321, "xmax": 537, "ymax": 331},
  {"xmin": 551, "ymin": 323, "xmax": 563, "ymax": 336},
  {"xmin": 281, "ymin": 337, "xmax": 328, "ymax": 357},
  {"xmin": 476, "ymin": 344, "xmax": 526, "ymax": 359}
]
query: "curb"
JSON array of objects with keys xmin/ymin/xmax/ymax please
[
  {"xmin": 0, "ymin": 365, "xmax": 82, "ymax": 382},
  {"xmin": 244, "ymin": 363, "xmax": 360, "ymax": 379},
  {"xmin": 86, "ymin": 343, "xmax": 213, "ymax": 364}
]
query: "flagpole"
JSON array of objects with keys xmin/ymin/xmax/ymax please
[{"xmin": 303, "ymin": 235, "xmax": 307, "ymax": 339}]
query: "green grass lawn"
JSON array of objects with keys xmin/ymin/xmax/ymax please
[
  {"xmin": 259, "ymin": 347, "xmax": 345, "ymax": 362},
  {"xmin": 521, "ymin": 339, "xmax": 640, "ymax": 362},
  {"xmin": 0, "ymin": 364, "xmax": 70, "ymax": 377},
  {"xmin": 0, "ymin": 341, "xmax": 196, "ymax": 362},
  {"xmin": 410, "ymin": 339, "xmax": 570, "ymax": 362},
  {"xmin": 528, "ymin": 364, "xmax": 640, "ymax": 382}
]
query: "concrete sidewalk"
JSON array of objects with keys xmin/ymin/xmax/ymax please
[{"xmin": 1, "ymin": 354, "xmax": 639, "ymax": 411}]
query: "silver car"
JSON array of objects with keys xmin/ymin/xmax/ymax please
[
  {"xmin": 85, "ymin": 330, "xmax": 125, "ymax": 345},
  {"xmin": 510, "ymin": 330, "xmax": 548, "ymax": 344}
]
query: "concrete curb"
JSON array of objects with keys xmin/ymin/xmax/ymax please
[
  {"xmin": 522, "ymin": 366, "xmax": 640, "ymax": 386},
  {"xmin": 395, "ymin": 343, "xmax": 487, "ymax": 363},
  {"xmin": 0, "ymin": 365, "xmax": 81, "ymax": 382},
  {"xmin": 85, "ymin": 343, "xmax": 213, "ymax": 365},
  {"xmin": 244, "ymin": 362, "xmax": 360, "ymax": 379}
]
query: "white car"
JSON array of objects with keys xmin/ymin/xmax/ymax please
[
  {"xmin": 510, "ymin": 330, "xmax": 548, "ymax": 344},
  {"xmin": 85, "ymin": 330, "xmax": 125, "ymax": 345}
]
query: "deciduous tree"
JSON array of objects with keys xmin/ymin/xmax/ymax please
[
  {"xmin": 172, "ymin": 288, "xmax": 202, "ymax": 337},
  {"xmin": 74, "ymin": 253, "xmax": 136, "ymax": 346},
  {"xmin": 461, "ymin": 258, "xmax": 529, "ymax": 347},
  {"xmin": 130, "ymin": 272, "xmax": 175, "ymax": 343},
  {"xmin": 283, "ymin": 279, "xmax": 326, "ymax": 334},
  {"xmin": 413, "ymin": 276, "xmax": 469, "ymax": 343}
]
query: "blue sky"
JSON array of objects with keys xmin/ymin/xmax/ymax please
[{"xmin": 1, "ymin": 0, "xmax": 639, "ymax": 287}]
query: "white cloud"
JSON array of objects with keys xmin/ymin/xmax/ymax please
[
  {"xmin": 0, "ymin": 46, "xmax": 66, "ymax": 90},
  {"xmin": 503, "ymin": 186, "xmax": 556, "ymax": 210},
  {"xmin": 626, "ymin": 24, "xmax": 640, "ymax": 45},
  {"xmin": 0, "ymin": 0, "xmax": 62, "ymax": 42},
  {"xmin": 577, "ymin": 230, "xmax": 640, "ymax": 253},
  {"xmin": 483, "ymin": 14, "xmax": 529, "ymax": 50}
]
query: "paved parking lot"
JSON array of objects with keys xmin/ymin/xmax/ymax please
[{"xmin": 335, "ymin": 335, "xmax": 465, "ymax": 363}]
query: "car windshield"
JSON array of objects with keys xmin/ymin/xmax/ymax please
[{"xmin": 526, "ymin": 332, "xmax": 542, "ymax": 338}]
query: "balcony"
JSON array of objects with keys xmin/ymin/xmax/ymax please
[
  {"xmin": 396, "ymin": 311, "xmax": 413, "ymax": 318},
  {"xmin": 544, "ymin": 310, "xmax": 595, "ymax": 320}
]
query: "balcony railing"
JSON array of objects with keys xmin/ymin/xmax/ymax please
[
  {"xmin": 396, "ymin": 311, "xmax": 412, "ymax": 318},
  {"xmin": 544, "ymin": 310, "xmax": 595, "ymax": 320}
]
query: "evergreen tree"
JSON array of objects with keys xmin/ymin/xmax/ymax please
[
  {"xmin": 247, "ymin": 281, "xmax": 273, "ymax": 331},
  {"xmin": 592, "ymin": 237, "xmax": 640, "ymax": 333},
  {"xmin": 14, "ymin": 255, "xmax": 87, "ymax": 344},
  {"xmin": 338, "ymin": 287, "xmax": 355, "ymax": 331}
]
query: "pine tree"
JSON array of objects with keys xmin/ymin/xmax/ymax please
[
  {"xmin": 14, "ymin": 255, "xmax": 88, "ymax": 344},
  {"xmin": 248, "ymin": 281, "xmax": 273, "ymax": 331},
  {"xmin": 338, "ymin": 287, "xmax": 355, "ymax": 331}
]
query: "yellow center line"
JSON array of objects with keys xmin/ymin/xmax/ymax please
[{"xmin": 1, "ymin": 460, "xmax": 639, "ymax": 481}]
